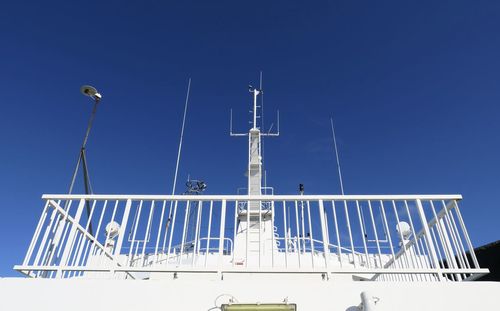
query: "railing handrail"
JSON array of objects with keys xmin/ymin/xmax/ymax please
[
  {"xmin": 274, "ymin": 236, "xmax": 365, "ymax": 255},
  {"xmin": 41, "ymin": 194, "xmax": 463, "ymax": 201}
]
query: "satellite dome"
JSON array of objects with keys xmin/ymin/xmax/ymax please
[
  {"xmin": 396, "ymin": 221, "xmax": 412, "ymax": 239},
  {"xmin": 105, "ymin": 221, "xmax": 121, "ymax": 239}
]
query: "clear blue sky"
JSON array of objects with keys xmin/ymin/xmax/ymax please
[{"xmin": 0, "ymin": 1, "xmax": 499, "ymax": 276}]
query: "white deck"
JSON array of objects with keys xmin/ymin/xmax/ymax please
[{"xmin": 1, "ymin": 274, "xmax": 499, "ymax": 310}]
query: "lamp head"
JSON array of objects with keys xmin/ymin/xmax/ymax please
[{"xmin": 80, "ymin": 85, "xmax": 102, "ymax": 100}]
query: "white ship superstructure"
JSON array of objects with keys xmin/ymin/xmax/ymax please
[{"xmin": 1, "ymin": 85, "xmax": 499, "ymax": 311}]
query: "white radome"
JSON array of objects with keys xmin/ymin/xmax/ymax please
[
  {"xmin": 396, "ymin": 221, "xmax": 412, "ymax": 239},
  {"xmin": 105, "ymin": 221, "xmax": 120, "ymax": 239}
]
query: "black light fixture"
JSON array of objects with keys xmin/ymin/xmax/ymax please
[{"xmin": 66, "ymin": 85, "xmax": 103, "ymax": 235}]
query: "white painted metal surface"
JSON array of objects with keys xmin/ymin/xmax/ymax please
[
  {"xmin": 2, "ymin": 84, "xmax": 497, "ymax": 311},
  {"xmin": 15, "ymin": 194, "xmax": 487, "ymax": 282},
  {"xmin": 1, "ymin": 276, "xmax": 499, "ymax": 311}
]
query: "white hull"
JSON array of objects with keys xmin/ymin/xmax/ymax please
[{"xmin": 1, "ymin": 275, "xmax": 498, "ymax": 310}]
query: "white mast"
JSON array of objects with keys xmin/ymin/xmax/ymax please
[
  {"xmin": 230, "ymin": 82, "xmax": 279, "ymax": 196},
  {"xmin": 231, "ymin": 81, "xmax": 279, "ymax": 266},
  {"xmin": 248, "ymin": 87, "xmax": 263, "ymax": 198},
  {"xmin": 252, "ymin": 88, "xmax": 260, "ymax": 130}
]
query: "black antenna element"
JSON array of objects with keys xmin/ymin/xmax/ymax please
[
  {"xmin": 185, "ymin": 179, "xmax": 207, "ymax": 194},
  {"xmin": 183, "ymin": 177, "xmax": 207, "ymax": 252}
]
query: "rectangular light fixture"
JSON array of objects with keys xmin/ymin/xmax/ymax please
[{"xmin": 221, "ymin": 304, "xmax": 297, "ymax": 311}]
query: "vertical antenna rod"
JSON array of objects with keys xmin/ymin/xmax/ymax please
[
  {"xmin": 330, "ymin": 117, "xmax": 345, "ymax": 195},
  {"xmin": 171, "ymin": 78, "xmax": 191, "ymax": 197},
  {"xmin": 164, "ymin": 78, "xmax": 191, "ymax": 244},
  {"xmin": 260, "ymin": 71, "xmax": 266, "ymax": 191},
  {"xmin": 260, "ymin": 70, "xmax": 264, "ymax": 130}
]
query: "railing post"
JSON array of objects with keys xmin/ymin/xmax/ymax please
[
  {"xmin": 318, "ymin": 200, "xmax": 330, "ymax": 275},
  {"xmin": 452, "ymin": 200, "xmax": 480, "ymax": 268},
  {"xmin": 416, "ymin": 199, "xmax": 443, "ymax": 281},
  {"xmin": 23, "ymin": 200, "xmax": 50, "ymax": 266},
  {"xmin": 56, "ymin": 198, "xmax": 86, "ymax": 278},
  {"xmin": 114, "ymin": 199, "xmax": 132, "ymax": 258},
  {"xmin": 218, "ymin": 200, "xmax": 227, "ymax": 275}
]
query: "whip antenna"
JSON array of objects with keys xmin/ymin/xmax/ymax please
[
  {"xmin": 171, "ymin": 78, "xmax": 191, "ymax": 198},
  {"xmin": 164, "ymin": 78, "xmax": 191, "ymax": 249},
  {"xmin": 330, "ymin": 117, "xmax": 375, "ymax": 240},
  {"xmin": 330, "ymin": 117, "xmax": 345, "ymax": 195},
  {"xmin": 260, "ymin": 71, "xmax": 267, "ymax": 191}
]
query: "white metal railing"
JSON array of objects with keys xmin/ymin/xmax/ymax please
[{"xmin": 14, "ymin": 194, "xmax": 488, "ymax": 281}]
